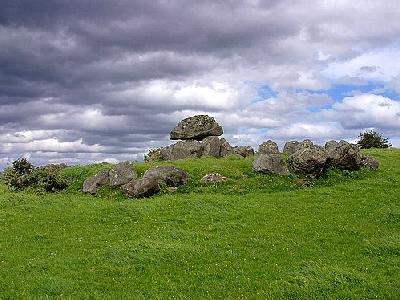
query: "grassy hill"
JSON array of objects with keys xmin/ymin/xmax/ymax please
[{"xmin": 0, "ymin": 149, "xmax": 399, "ymax": 299}]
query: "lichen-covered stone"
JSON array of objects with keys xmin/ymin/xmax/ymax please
[
  {"xmin": 253, "ymin": 154, "xmax": 289, "ymax": 175},
  {"xmin": 143, "ymin": 166, "xmax": 188, "ymax": 187},
  {"xmin": 121, "ymin": 178, "xmax": 160, "ymax": 198},
  {"xmin": 289, "ymin": 145, "xmax": 328, "ymax": 178},
  {"xmin": 170, "ymin": 115, "xmax": 223, "ymax": 140},
  {"xmin": 109, "ymin": 161, "xmax": 136, "ymax": 187},
  {"xmin": 83, "ymin": 170, "xmax": 109, "ymax": 195},
  {"xmin": 258, "ymin": 140, "xmax": 279, "ymax": 155}
]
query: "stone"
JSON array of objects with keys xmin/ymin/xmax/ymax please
[
  {"xmin": 252, "ymin": 154, "xmax": 289, "ymax": 176},
  {"xmin": 83, "ymin": 170, "xmax": 109, "ymax": 195},
  {"xmin": 220, "ymin": 138, "xmax": 235, "ymax": 157},
  {"xmin": 324, "ymin": 140, "xmax": 339, "ymax": 152},
  {"xmin": 144, "ymin": 137, "xmax": 236, "ymax": 162},
  {"xmin": 300, "ymin": 139, "xmax": 314, "ymax": 148},
  {"xmin": 166, "ymin": 140, "xmax": 204, "ymax": 160},
  {"xmin": 144, "ymin": 148, "xmax": 165, "ymax": 162},
  {"xmin": 121, "ymin": 178, "xmax": 160, "ymax": 198},
  {"xmin": 167, "ymin": 187, "xmax": 178, "ymax": 193},
  {"xmin": 234, "ymin": 146, "xmax": 255, "ymax": 158},
  {"xmin": 109, "ymin": 161, "xmax": 136, "ymax": 187},
  {"xmin": 361, "ymin": 156, "xmax": 379, "ymax": 170},
  {"xmin": 143, "ymin": 166, "xmax": 188, "ymax": 187},
  {"xmin": 326, "ymin": 140, "xmax": 362, "ymax": 170},
  {"xmin": 200, "ymin": 173, "xmax": 227, "ymax": 183},
  {"xmin": 170, "ymin": 115, "xmax": 223, "ymax": 140},
  {"xmin": 202, "ymin": 136, "xmax": 223, "ymax": 157},
  {"xmin": 289, "ymin": 145, "xmax": 328, "ymax": 178},
  {"xmin": 258, "ymin": 140, "xmax": 279, "ymax": 155},
  {"xmin": 283, "ymin": 141, "xmax": 300, "ymax": 155}
]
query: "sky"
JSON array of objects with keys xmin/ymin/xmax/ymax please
[{"xmin": 1, "ymin": 0, "xmax": 400, "ymax": 169}]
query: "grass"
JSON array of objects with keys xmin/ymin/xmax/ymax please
[{"xmin": 0, "ymin": 148, "xmax": 399, "ymax": 299}]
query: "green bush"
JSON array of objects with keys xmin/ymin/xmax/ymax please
[
  {"xmin": 2, "ymin": 158, "xmax": 35, "ymax": 189},
  {"xmin": 357, "ymin": 130, "xmax": 391, "ymax": 149},
  {"xmin": 31, "ymin": 168, "xmax": 68, "ymax": 192},
  {"xmin": 1, "ymin": 158, "xmax": 67, "ymax": 192}
]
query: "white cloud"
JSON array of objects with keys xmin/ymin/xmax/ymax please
[
  {"xmin": 322, "ymin": 48, "xmax": 400, "ymax": 82},
  {"xmin": 269, "ymin": 122, "xmax": 343, "ymax": 140},
  {"xmin": 0, "ymin": 138, "xmax": 105, "ymax": 154},
  {"xmin": 327, "ymin": 94, "xmax": 400, "ymax": 129},
  {"xmin": 110, "ymin": 80, "xmax": 253, "ymax": 111}
]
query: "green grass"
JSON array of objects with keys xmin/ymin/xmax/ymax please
[{"xmin": 0, "ymin": 149, "xmax": 399, "ymax": 299}]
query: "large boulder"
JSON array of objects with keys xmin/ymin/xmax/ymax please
[
  {"xmin": 121, "ymin": 178, "xmax": 160, "ymax": 198},
  {"xmin": 283, "ymin": 141, "xmax": 300, "ymax": 155},
  {"xmin": 299, "ymin": 139, "xmax": 313, "ymax": 148},
  {"xmin": 170, "ymin": 115, "xmax": 223, "ymax": 140},
  {"xmin": 361, "ymin": 156, "xmax": 379, "ymax": 170},
  {"xmin": 144, "ymin": 137, "xmax": 235, "ymax": 162},
  {"xmin": 83, "ymin": 170, "xmax": 109, "ymax": 195},
  {"xmin": 220, "ymin": 138, "xmax": 235, "ymax": 157},
  {"xmin": 109, "ymin": 161, "xmax": 136, "ymax": 187},
  {"xmin": 165, "ymin": 140, "xmax": 204, "ymax": 160},
  {"xmin": 143, "ymin": 166, "xmax": 188, "ymax": 187},
  {"xmin": 258, "ymin": 140, "xmax": 279, "ymax": 155},
  {"xmin": 202, "ymin": 136, "xmax": 224, "ymax": 157},
  {"xmin": 326, "ymin": 140, "xmax": 362, "ymax": 170},
  {"xmin": 144, "ymin": 148, "xmax": 165, "ymax": 162},
  {"xmin": 234, "ymin": 146, "xmax": 255, "ymax": 158},
  {"xmin": 289, "ymin": 145, "xmax": 328, "ymax": 178},
  {"xmin": 253, "ymin": 154, "xmax": 289, "ymax": 176},
  {"xmin": 324, "ymin": 140, "xmax": 339, "ymax": 152},
  {"xmin": 202, "ymin": 136, "xmax": 236, "ymax": 157}
]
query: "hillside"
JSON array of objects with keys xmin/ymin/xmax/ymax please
[{"xmin": 0, "ymin": 148, "xmax": 399, "ymax": 299}]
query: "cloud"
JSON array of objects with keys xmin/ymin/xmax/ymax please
[
  {"xmin": 322, "ymin": 48, "xmax": 400, "ymax": 82},
  {"xmin": 1, "ymin": 1, "xmax": 400, "ymax": 169},
  {"xmin": 326, "ymin": 94, "xmax": 400, "ymax": 130}
]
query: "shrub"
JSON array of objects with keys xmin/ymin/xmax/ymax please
[
  {"xmin": 1, "ymin": 158, "xmax": 68, "ymax": 192},
  {"xmin": 32, "ymin": 168, "xmax": 68, "ymax": 192},
  {"xmin": 2, "ymin": 158, "xmax": 35, "ymax": 189},
  {"xmin": 357, "ymin": 130, "xmax": 391, "ymax": 149}
]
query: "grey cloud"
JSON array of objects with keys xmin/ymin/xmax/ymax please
[
  {"xmin": 360, "ymin": 65, "xmax": 378, "ymax": 73},
  {"xmin": 1, "ymin": 1, "xmax": 400, "ymax": 168}
]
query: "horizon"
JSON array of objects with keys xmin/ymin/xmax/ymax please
[{"xmin": 1, "ymin": 1, "xmax": 400, "ymax": 169}]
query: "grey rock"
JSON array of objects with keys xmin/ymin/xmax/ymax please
[
  {"xmin": 170, "ymin": 115, "xmax": 223, "ymax": 140},
  {"xmin": 121, "ymin": 178, "xmax": 160, "ymax": 198},
  {"xmin": 83, "ymin": 170, "xmax": 109, "ymax": 195},
  {"xmin": 289, "ymin": 145, "xmax": 328, "ymax": 178},
  {"xmin": 326, "ymin": 140, "xmax": 362, "ymax": 170},
  {"xmin": 166, "ymin": 140, "xmax": 204, "ymax": 160},
  {"xmin": 144, "ymin": 137, "xmax": 236, "ymax": 162},
  {"xmin": 283, "ymin": 141, "xmax": 300, "ymax": 155},
  {"xmin": 258, "ymin": 140, "xmax": 279, "ymax": 155},
  {"xmin": 144, "ymin": 166, "xmax": 188, "ymax": 187},
  {"xmin": 361, "ymin": 156, "xmax": 379, "ymax": 170},
  {"xmin": 144, "ymin": 148, "xmax": 165, "ymax": 162},
  {"xmin": 253, "ymin": 154, "xmax": 289, "ymax": 176},
  {"xmin": 220, "ymin": 138, "xmax": 235, "ymax": 157},
  {"xmin": 202, "ymin": 136, "xmax": 223, "ymax": 157},
  {"xmin": 200, "ymin": 173, "xmax": 227, "ymax": 183},
  {"xmin": 167, "ymin": 187, "xmax": 178, "ymax": 193},
  {"xmin": 109, "ymin": 161, "xmax": 136, "ymax": 187},
  {"xmin": 324, "ymin": 140, "xmax": 339, "ymax": 152},
  {"xmin": 234, "ymin": 146, "xmax": 255, "ymax": 158},
  {"xmin": 300, "ymin": 139, "xmax": 314, "ymax": 148},
  {"xmin": 202, "ymin": 136, "xmax": 235, "ymax": 157}
]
